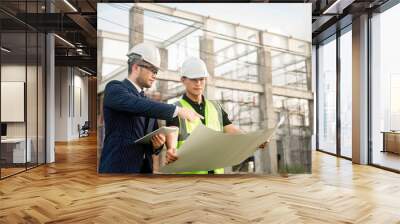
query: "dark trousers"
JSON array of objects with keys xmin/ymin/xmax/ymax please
[{"xmin": 140, "ymin": 156, "xmax": 152, "ymax": 174}]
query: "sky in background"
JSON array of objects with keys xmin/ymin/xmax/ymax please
[
  {"xmin": 98, "ymin": 3, "xmax": 312, "ymax": 77},
  {"xmin": 160, "ymin": 3, "xmax": 311, "ymax": 41},
  {"xmin": 98, "ymin": 3, "xmax": 311, "ymax": 41}
]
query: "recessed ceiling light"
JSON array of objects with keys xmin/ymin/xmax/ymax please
[
  {"xmin": 78, "ymin": 67, "xmax": 92, "ymax": 76},
  {"xmin": 54, "ymin": 34, "xmax": 75, "ymax": 48},
  {"xmin": 1, "ymin": 47, "xmax": 11, "ymax": 53},
  {"xmin": 63, "ymin": 0, "xmax": 78, "ymax": 12},
  {"xmin": 323, "ymin": 0, "xmax": 354, "ymax": 15}
]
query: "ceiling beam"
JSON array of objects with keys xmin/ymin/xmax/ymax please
[
  {"xmin": 55, "ymin": 55, "xmax": 96, "ymax": 71},
  {"xmin": 323, "ymin": 0, "xmax": 355, "ymax": 14},
  {"xmin": 161, "ymin": 23, "xmax": 202, "ymax": 48},
  {"xmin": 67, "ymin": 13, "xmax": 97, "ymax": 39}
]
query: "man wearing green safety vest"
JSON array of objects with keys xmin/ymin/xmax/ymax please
[{"xmin": 165, "ymin": 57, "xmax": 267, "ymax": 174}]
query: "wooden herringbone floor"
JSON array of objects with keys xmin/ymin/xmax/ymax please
[{"xmin": 1, "ymin": 135, "xmax": 400, "ymax": 224}]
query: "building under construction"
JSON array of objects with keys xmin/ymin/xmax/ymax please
[{"xmin": 97, "ymin": 3, "xmax": 313, "ymax": 174}]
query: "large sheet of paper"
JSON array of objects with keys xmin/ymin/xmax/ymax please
[{"xmin": 160, "ymin": 117, "xmax": 284, "ymax": 173}]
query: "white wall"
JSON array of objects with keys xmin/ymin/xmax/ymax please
[
  {"xmin": 1, "ymin": 65, "xmax": 32, "ymax": 138},
  {"xmin": 1, "ymin": 64, "xmax": 46, "ymax": 164},
  {"xmin": 71, "ymin": 73, "xmax": 89, "ymax": 138},
  {"xmin": 55, "ymin": 67, "xmax": 89, "ymax": 141},
  {"xmin": 1, "ymin": 65, "xmax": 26, "ymax": 134},
  {"xmin": 55, "ymin": 67, "xmax": 68, "ymax": 141}
]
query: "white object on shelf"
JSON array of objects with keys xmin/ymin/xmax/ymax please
[
  {"xmin": 1, "ymin": 138, "xmax": 31, "ymax": 163},
  {"xmin": 1, "ymin": 82, "xmax": 25, "ymax": 122}
]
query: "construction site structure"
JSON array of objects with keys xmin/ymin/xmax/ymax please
[{"xmin": 97, "ymin": 3, "xmax": 313, "ymax": 174}]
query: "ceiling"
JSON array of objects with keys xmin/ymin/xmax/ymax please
[
  {"xmin": 309, "ymin": 0, "xmax": 389, "ymax": 43},
  {"xmin": 0, "ymin": 0, "xmax": 395, "ymax": 74},
  {"xmin": 0, "ymin": 0, "xmax": 97, "ymax": 75}
]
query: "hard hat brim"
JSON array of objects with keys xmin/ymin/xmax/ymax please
[{"xmin": 182, "ymin": 73, "xmax": 209, "ymax": 79}]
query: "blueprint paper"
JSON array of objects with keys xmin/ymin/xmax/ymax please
[{"xmin": 160, "ymin": 117, "xmax": 284, "ymax": 173}]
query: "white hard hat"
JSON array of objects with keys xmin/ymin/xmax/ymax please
[
  {"xmin": 127, "ymin": 42, "xmax": 161, "ymax": 69},
  {"xmin": 181, "ymin": 57, "xmax": 209, "ymax": 79}
]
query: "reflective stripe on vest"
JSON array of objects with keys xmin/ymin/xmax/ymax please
[{"xmin": 174, "ymin": 98, "xmax": 224, "ymax": 174}]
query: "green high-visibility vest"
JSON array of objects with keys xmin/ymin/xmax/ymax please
[{"xmin": 175, "ymin": 98, "xmax": 224, "ymax": 174}]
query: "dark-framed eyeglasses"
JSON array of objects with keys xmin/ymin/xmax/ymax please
[{"xmin": 139, "ymin": 63, "xmax": 159, "ymax": 75}]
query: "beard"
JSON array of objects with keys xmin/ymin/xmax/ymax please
[{"xmin": 137, "ymin": 70, "xmax": 152, "ymax": 88}]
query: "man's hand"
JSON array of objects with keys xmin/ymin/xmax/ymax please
[
  {"xmin": 166, "ymin": 148, "xmax": 178, "ymax": 164},
  {"xmin": 258, "ymin": 140, "xmax": 270, "ymax": 149},
  {"xmin": 177, "ymin": 107, "xmax": 204, "ymax": 122},
  {"xmin": 151, "ymin": 133, "xmax": 166, "ymax": 150}
]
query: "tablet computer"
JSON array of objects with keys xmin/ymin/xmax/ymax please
[{"xmin": 135, "ymin": 126, "xmax": 179, "ymax": 144}]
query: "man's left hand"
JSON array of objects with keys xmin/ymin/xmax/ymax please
[
  {"xmin": 151, "ymin": 133, "xmax": 166, "ymax": 150},
  {"xmin": 258, "ymin": 140, "xmax": 270, "ymax": 149}
]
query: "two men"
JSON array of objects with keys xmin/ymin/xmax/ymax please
[
  {"xmin": 165, "ymin": 57, "xmax": 266, "ymax": 174},
  {"xmin": 100, "ymin": 42, "xmax": 266, "ymax": 174},
  {"xmin": 99, "ymin": 43, "xmax": 202, "ymax": 173}
]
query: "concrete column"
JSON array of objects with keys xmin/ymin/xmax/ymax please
[
  {"xmin": 306, "ymin": 56, "xmax": 314, "ymax": 135},
  {"xmin": 129, "ymin": 5, "xmax": 144, "ymax": 48},
  {"xmin": 44, "ymin": 0, "xmax": 55, "ymax": 163},
  {"xmin": 352, "ymin": 14, "xmax": 369, "ymax": 164},
  {"xmin": 200, "ymin": 35, "xmax": 216, "ymax": 100},
  {"xmin": 154, "ymin": 48, "xmax": 169, "ymax": 171},
  {"xmin": 311, "ymin": 45, "xmax": 317, "ymax": 150},
  {"xmin": 96, "ymin": 35, "xmax": 104, "ymax": 171},
  {"xmin": 158, "ymin": 48, "xmax": 169, "ymax": 100},
  {"xmin": 306, "ymin": 54, "xmax": 314, "ymax": 172},
  {"xmin": 97, "ymin": 92, "xmax": 105, "ymax": 171},
  {"xmin": 46, "ymin": 23, "xmax": 55, "ymax": 163},
  {"xmin": 255, "ymin": 32, "xmax": 278, "ymax": 174},
  {"xmin": 159, "ymin": 48, "xmax": 168, "ymax": 70},
  {"xmin": 97, "ymin": 36, "xmax": 103, "ymax": 85},
  {"xmin": 280, "ymin": 109, "xmax": 291, "ymax": 167}
]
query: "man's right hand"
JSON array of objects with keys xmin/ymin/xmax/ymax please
[
  {"xmin": 177, "ymin": 107, "xmax": 204, "ymax": 122},
  {"xmin": 166, "ymin": 148, "xmax": 178, "ymax": 164}
]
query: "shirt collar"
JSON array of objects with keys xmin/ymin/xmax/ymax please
[
  {"xmin": 183, "ymin": 93, "xmax": 205, "ymax": 106},
  {"xmin": 127, "ymin": 78, "xmax": 143, "ymax": 93}
]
